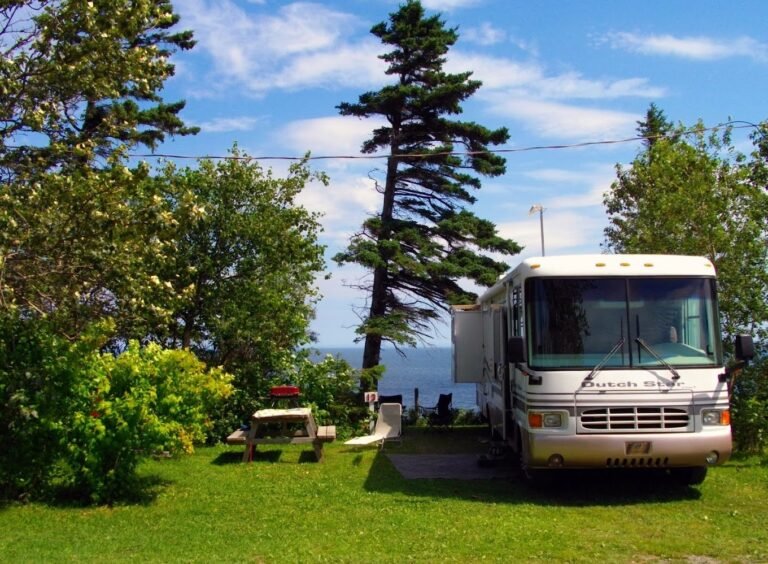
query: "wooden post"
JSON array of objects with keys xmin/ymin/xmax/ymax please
[{"xmin": 414, "ymin": 387, "xmax": 419, "ymax": 413}]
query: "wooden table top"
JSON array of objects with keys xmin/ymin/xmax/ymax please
[{"xmin": 251, "ymin": 407, "xmax": 312, "ymax": 422}]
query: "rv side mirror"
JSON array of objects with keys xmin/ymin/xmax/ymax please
[
  {"xmin": 735, "ymin": 334, "xmax": 754, "ymax": 364},
  {"xmin": 508, "ymin": 336, "xmax": 527, "ymax": 364}
]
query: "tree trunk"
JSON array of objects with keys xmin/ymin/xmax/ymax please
[{"xmin": 361, "ymin": 151, "xmax": 399, "ymax": 374}]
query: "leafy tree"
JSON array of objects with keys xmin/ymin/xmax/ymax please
[
  {"xmin": 335, "ymin": 0, "xmax": 520, "ymax": 373},
  {"xmin": 0, "ymin": 0, "xmax": 197, "ymax": 179},
  {"xmin": 0, "ymin": 0, "xmax": 198, "ymax": 337},
  {"xmin": 151, "ymin": 150, "xmax": 326, "ymax": 400},
  {"xmin": 0, "ymin": 163, "xmax": 183, "ymax": 337},
  {"xmin": 603, "ymin": 116, "xmax": 768, "ymax": 345}
]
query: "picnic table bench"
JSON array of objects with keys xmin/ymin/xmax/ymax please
[{"xmin": 226, "ymin": 407, "xmax": 336, "ymax": 462}]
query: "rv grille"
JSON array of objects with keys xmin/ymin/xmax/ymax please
[
  {"xmin": 606, "ymin": 457, "xmax": 670, "ymax": 468},
  {"xmin": 580, "ymin": 406, "xmax": 689, "ymax": 433}
]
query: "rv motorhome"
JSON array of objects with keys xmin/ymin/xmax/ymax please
[{"xmin": 452, "ymin": 254, "xmax": 754, "ymax": 484}]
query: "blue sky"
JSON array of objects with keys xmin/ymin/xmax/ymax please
[{"xmin": 154, "ymin": 0, "xmax": 768, "ymax": 347}]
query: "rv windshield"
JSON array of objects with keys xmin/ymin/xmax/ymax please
[{"xmin": 525, "ymin": 277, "xmax": 722, "ymax": 369}]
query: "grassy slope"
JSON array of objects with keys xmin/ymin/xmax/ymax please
[{"xmin": 1, "ymin": 428, "xmax": 766, "ymax": 562}]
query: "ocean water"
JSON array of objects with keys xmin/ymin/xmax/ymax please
[{"xmin": 313, "ymin": 347, "xmax": 478, "ymax": 411}]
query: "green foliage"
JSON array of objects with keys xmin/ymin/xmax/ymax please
[
  {"xmin": 636, "ymin": 102, "xmax": 675, "ymax": 148},
  {"xmin": 152, "ymin": 149, "xmax": 326, "ymax": 368},
  {"xmin": 359, "ymin": 364, "xmax": 387, "ymax": 391},
  {"xmin": 0, "ymin": 313, "xmax": 233, "ymax": 504},
  {"xmin": 287, "ymin": 351, "xmax": 364, "ymax": 428},
  {"xmin": 335, "ymin": 1, "xmax": 519, "ymax": 369},
  {"xmin": 147, "ymin": 149, "xmax": 327, "ymax": 433},
  {"xmin": 1, "ymin": 2, "xmax": 333, "ymax": 470},
  {"xmin": 1, "ymin": 145, "xmax": 328, "ymax": 446},
  {"xmin": 0, "ymin": 0, "xmax": 197, "ymax": 178},
  {"xmin": 452, "ymin": 408, "xmax": 483, "ymax": 425},
  {"xmin": 0, "ymin": 0, "xmax": 200, "ymax": 339},
  {"xmin": 604, "ymin": 114, "xmax": 768, "ymax": 345},
  {"xmin": 731, "ymin": 358, "xmax": 768, "ymax": 455},
  {"xmin": 0, "ymin": 164, "xmax": 183, "ymax": 337}
]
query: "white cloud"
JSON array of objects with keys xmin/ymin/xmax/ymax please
[
  {"xmin": 276, "ymin": 115, "xmax": 388, "ymax": 157},
  {"xmin": 194, "ymin": 116, "xmax": 260, "ymax": 133},
  {"xmin": 298, "ymin": 172, "xmax": 382, "ymax": 245},
  {"xmin": 267, "ymin": 41, "xmax": 386, "ymax": 91},
  {"xmin": 446, "ymin": 52, "xmax": 542, "ymax": 90},
  {"xmin": 482, "ymin": 95, "xmax": 638, "ymax": 140},
  {"xmin": 531, "ymin": 74, "xmax": 665, "ymax": 99},
  {"xmin": 462, "ymin": 22, "xmax": 507, "ymax": 46},
  {"xmin": 524, "ymin": 165, "xmax": 615, "ymax": 208},
  {"xmin": 449, "ymin": 52, "xmax": 664, "ymax": 99},
  {"xmin": 274, "ymin": 116, "xmax": 389, "ymax": 247},
  {"xmin": 498, "ymin": 210, "xmax": 605, "ymax": 256},
  {"xmin": 259, "ymin": 3, "xmax": 350, "ymax": 56},
  {"xmin": 177, "ymin": 1, "xmax": 382, "ymax": 95},
  {"xmin": 308, "ymin": 174, "xmax": 381, "ymax": 222},
  {"xmin": 603, "ymin": 32, "xmax": 768, "ymax": 62}
]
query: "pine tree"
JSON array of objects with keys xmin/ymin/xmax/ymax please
[
  {"xmin": 334, "ymin": 1, "xmax": 520, "ymax": 374},
  {"xmin": 636, "ymin": 103, "xmax": 673, "ymax": 148}
]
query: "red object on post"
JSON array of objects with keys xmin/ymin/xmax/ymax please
[{"xmin": 270, "ymin": 385, "xmax": 300, "ymax": 398}]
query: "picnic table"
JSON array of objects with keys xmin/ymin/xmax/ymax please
[{"xmin": 226, "ymin": 407, "xmax": 336, "ymax": 462}]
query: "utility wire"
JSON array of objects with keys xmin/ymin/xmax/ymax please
[{"xmin": 127, "ymin": 120, "xmax": 765, "ymax": 163}]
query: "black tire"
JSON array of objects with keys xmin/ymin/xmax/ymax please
[{"xmin": 669, "ymin": 466, "xmax": 708, "ymax": 485}]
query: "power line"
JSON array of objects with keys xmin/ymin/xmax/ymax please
[{"xmin": 127, "ymin": 120, "xmax": 764, "ymax": 163}]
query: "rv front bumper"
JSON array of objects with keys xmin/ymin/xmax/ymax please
[{"xmin": 527, "ymin": 428, "xmax": 732, "ymax": 469}]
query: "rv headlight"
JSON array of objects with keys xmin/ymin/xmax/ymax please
[
  {"xmin": 543, "ymin": 413, "xmax": 563, "ymax": 428},
  {"xmin": 528, "ymin": 411, "xmax": 566, "ymax": 429},
  {"xmin": 702, "ymin": 409, "xmax": 730, "ymax": 426}
]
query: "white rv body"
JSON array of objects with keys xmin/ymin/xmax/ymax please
[{"xmin": 452, "ymin": 254, "xmax": 731, "ymax": 481}]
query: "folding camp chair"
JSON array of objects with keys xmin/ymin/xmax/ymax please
[
  {"xmin": 344, "ymin": 403, "xmax": 402, "ymax": 448},
  {"xmin": 419, "ymin": 393, "xmax": 454, "ymax": 428}
]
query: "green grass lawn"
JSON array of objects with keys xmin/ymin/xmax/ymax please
[{"xmin": 1, "ymin": 427, "xmax": 766, "ymax": 562}]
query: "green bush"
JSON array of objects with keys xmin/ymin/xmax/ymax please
[
  {"xmin": 0, "ymin": 315, "xmax": 233, "ymax": 504},
  {"xmin": 731, "ymin": 356, "xmax": 768, "ymax": 455},
  {"xmin": 290, "ymin": 351, "xmax": 362, "ymax": 426},
  {"xmin": 0, "ymin": 315, "xmax": 78, "ymax": 499}
]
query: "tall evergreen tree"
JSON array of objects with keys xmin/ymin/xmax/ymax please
[
  {"xmin": 335, "ymin": 1, "xmax": 520, "ymax": 373},
  {"xmin": 637, "ymin": 103, "xmax": 673, "ymax": 148}
]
